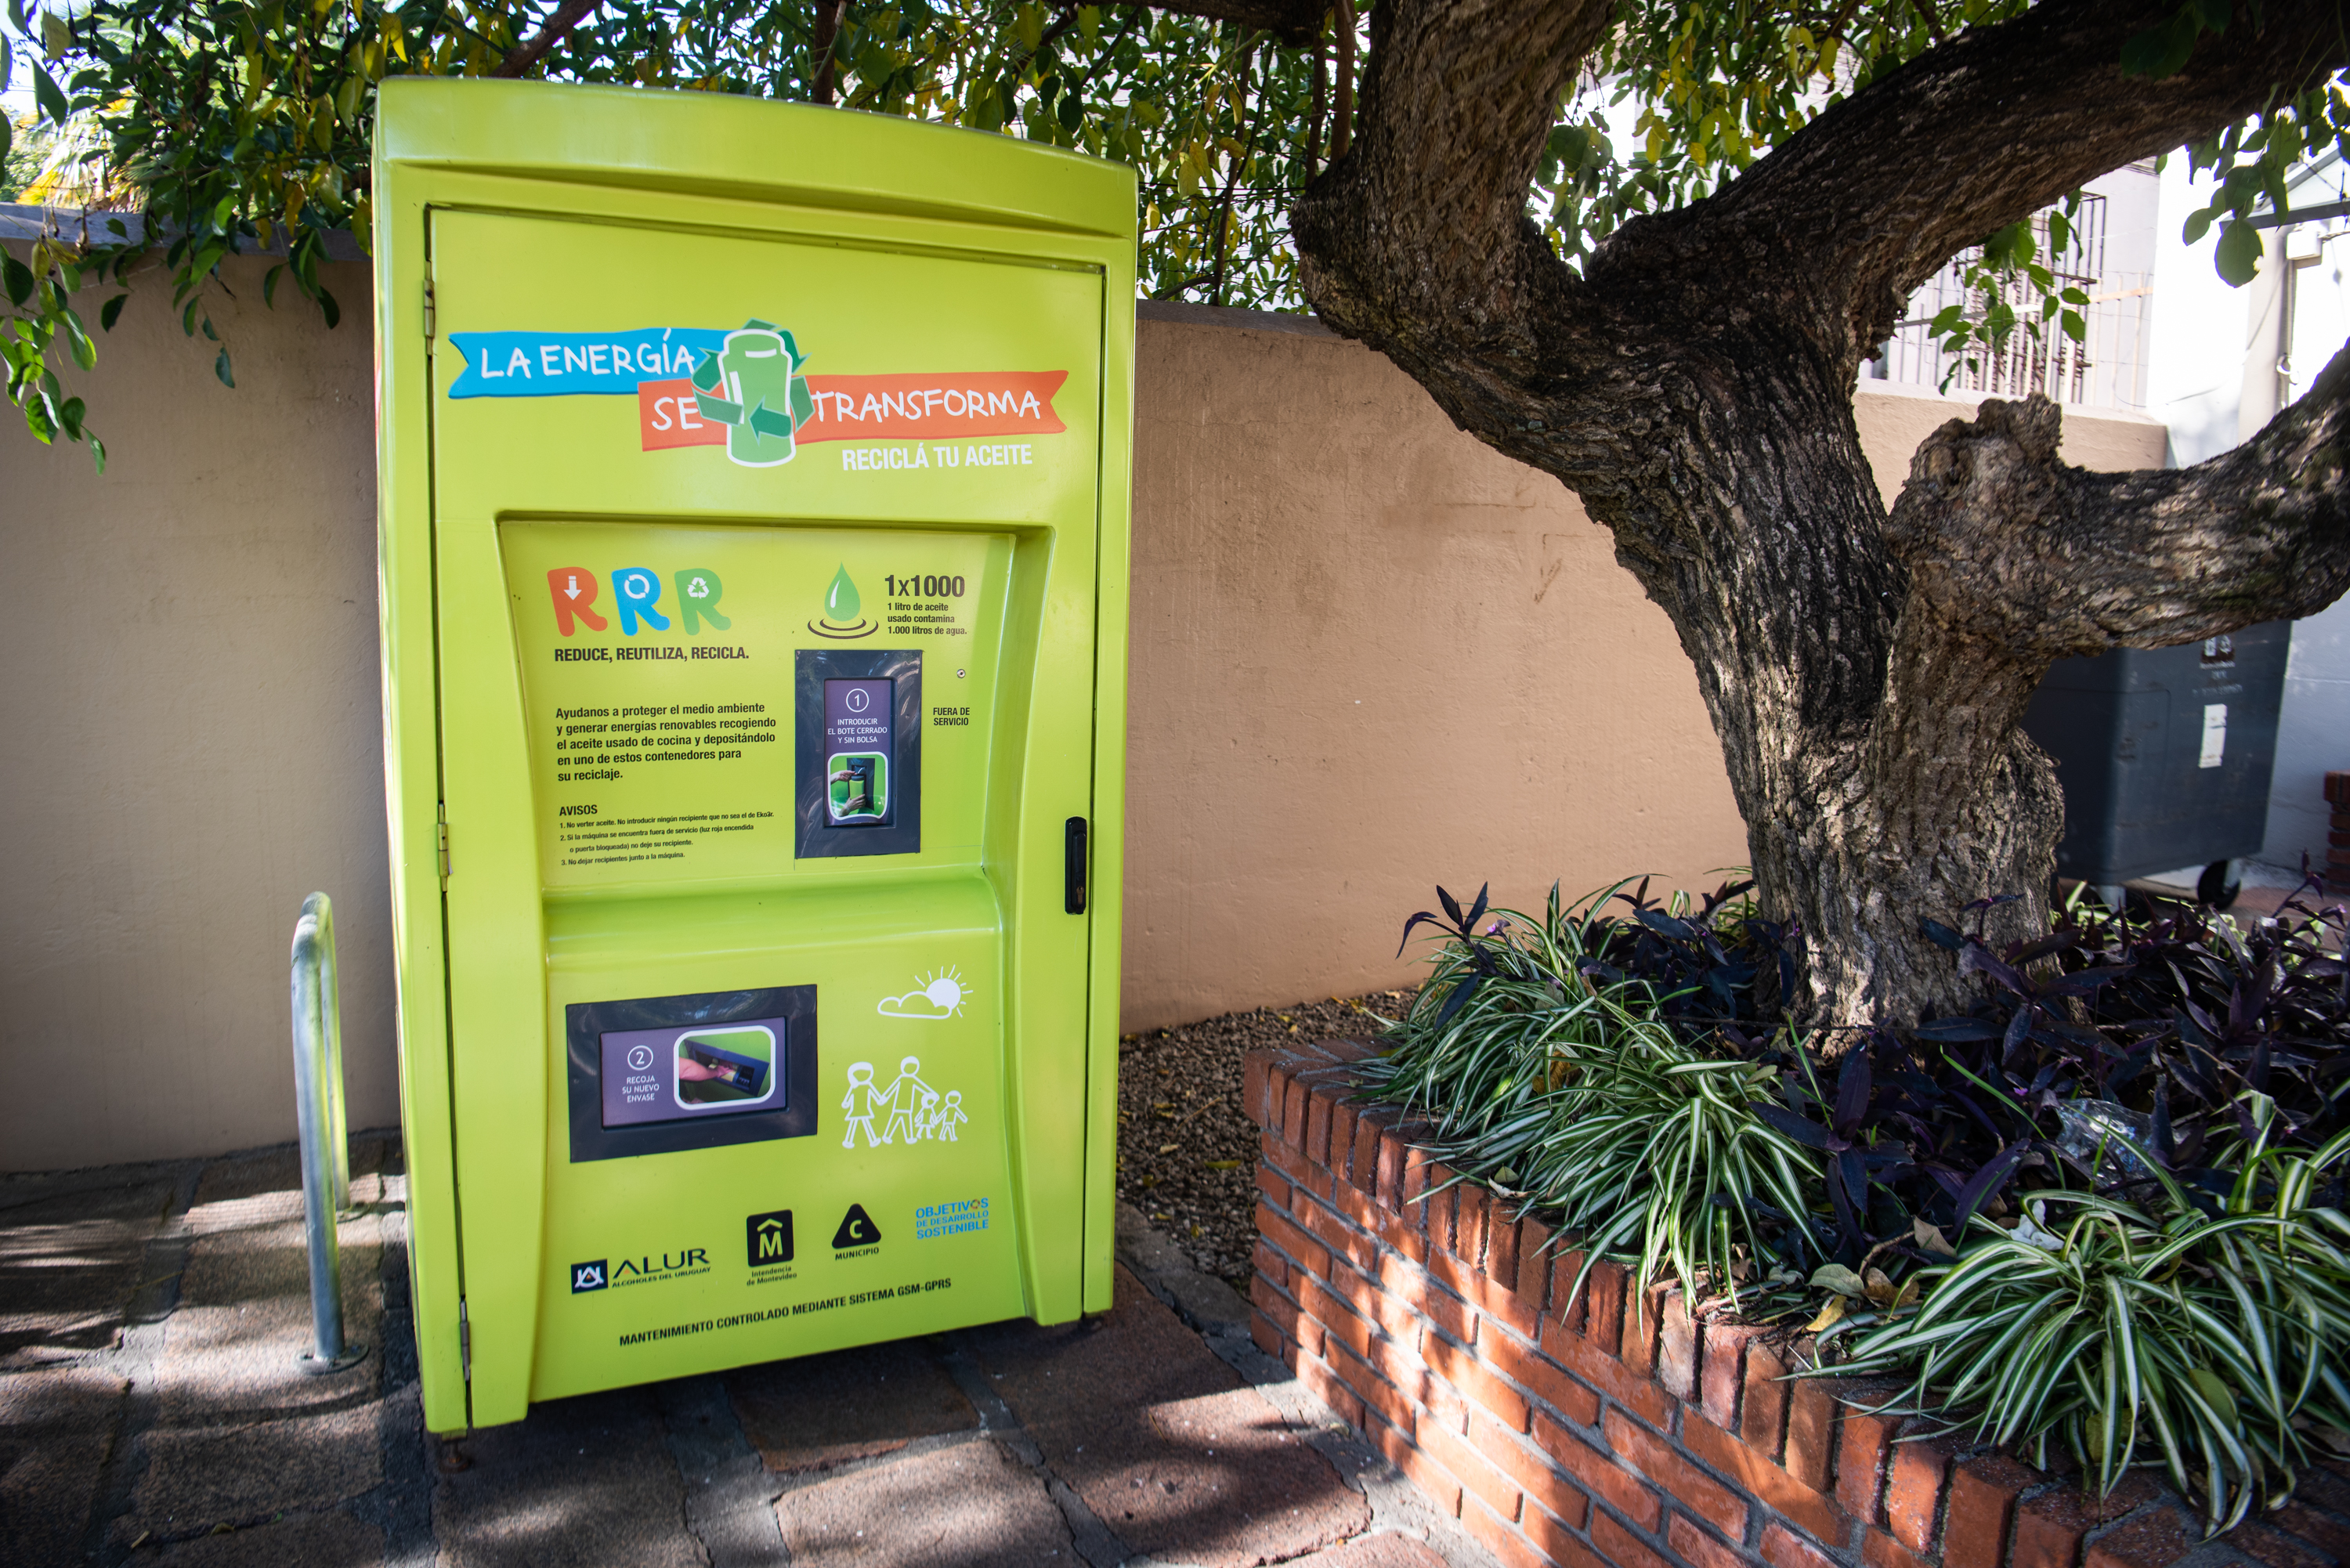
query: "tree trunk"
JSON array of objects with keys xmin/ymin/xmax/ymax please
[{"xmin": 1287, "ymin": 0, "xmax": 2350, "ymax": 1041}]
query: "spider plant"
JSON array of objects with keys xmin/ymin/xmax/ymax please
[
  {"xmin": 1361, "ymin": 881, "xmax": 1821, "ymax": 1310},
  {"xmin": 1830, "ymin": 1097, "xmax": 2350, "ymax": 1533}
]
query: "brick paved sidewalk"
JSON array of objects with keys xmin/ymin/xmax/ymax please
[{"xmin": 0, "ymin": 1136, "xmax": 1491, "ymax": 1567}]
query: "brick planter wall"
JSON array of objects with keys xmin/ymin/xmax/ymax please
[{"xmin": 1245, "ymin": 1037, "xmax": 2350, "ymax": 1568}]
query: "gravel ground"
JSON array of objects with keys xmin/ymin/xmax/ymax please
[{"xmin": 1116, "ymin": 988, "xmax": 1416, "ymax": 1288}]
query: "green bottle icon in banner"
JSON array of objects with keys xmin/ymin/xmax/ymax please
[{"xmin": 689, "ymin": 319, "xmax": 815, "ymax": 468}]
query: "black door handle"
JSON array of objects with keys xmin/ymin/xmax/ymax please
[{"xmin": 1065, "ymin": 817, "xmax": 1088, "ymax": 915}]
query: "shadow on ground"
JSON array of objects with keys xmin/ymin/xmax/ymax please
[{"xmin": 0, "ymin": 1138, "xmax": 1487, "ymax": 1568}]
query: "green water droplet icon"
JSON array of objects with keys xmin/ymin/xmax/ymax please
[{"xmin": 825, "ymin": 565, "xmax": 861, "ymax": 623}]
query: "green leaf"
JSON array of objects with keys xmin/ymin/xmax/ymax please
[
  {"xmin": 99, "ymin": 292, "xmax": 127, "ymax": 331},
  {"xmin": 31, "ymin": 60, "xmax": 67, "ymax": 124},
  {"xmin": 262, "ymin": 264, "xmax": 284, "ymax": 307},
  {"xmin": 1813, "ymin": 1263, "xmax": 1869, "ymax": 1298},
  {"xmin": 61, "ymin": 307, "xmax": 93, "ymax": 370},
  {"xmin": 2183, "ymin": 208, "xmax": 2214, "ymax": 246},
  {"xmin": 38, "ymin": 9, "xmax": 68, "ymax": 60},
  {"xmin": 2215, "ymin": 220, "xmax": 2262, "ymax": 287},
  {"xmin": 0, "ymin": 114, "xmax": 11, "ymax": 165},
  {"xmin": 2120, "ymin": 11, "xmax": 2198, "ymax": 79},
  {"xmin": 316, "ymin": 286, "xmax": 339, "ymax": 330},
  {"xmin": 1, "ymin": 254, "xmax": 32, "ymax": 309},
  {"xmin": 201, "ymin": 316, "xmax": 219, "ymax": 342},
  {"xmin": 86, "ymin": 432, "xmax": 104, "ymax": 475},
  {"xmin": 214, "ymin": 347, "xmax": 234, "ymax": 388}
]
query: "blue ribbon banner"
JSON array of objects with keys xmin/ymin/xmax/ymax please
[{"xmin": 447, "ymin": 328, "xmax": 732, "ymax": 399}]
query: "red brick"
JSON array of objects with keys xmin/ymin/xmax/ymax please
[
  {"xmin": 1325, "ymin": 1334, "xmax": 1420, "ymax": 1437},
  {"xmin": 1307, "ymin": 1091, "xmax": 1333, "ymax": 1165},
  {"xmin": 1622, "ymin": 1283, "xmax": 1665, "ymax": 1379},
  {"xmin": 1372, "ymin": 1412, "xmax": 1462, "ymax": 1518},
  {"xmin": 1538, "ymin": 1313, "xmax": 1676, "ymax": 1429},
  {"xmin": 1252, "ymin": 1237, "xmax": 1289, "ymax": 1292},
  {"xmin": 1680, "ymin": 1413, "xmax": 1849, "ymax": 1541},
  {"xmin": 1303, "ymin": 1275, "xmax": 1374, "ymax": 1361},
  {"xmin": 1296, "ymin": 1191, "xmax": 1378, "ymax": 1274},
  {"xmin": 1412, "ymin": 1155, "xmax": 1447, "ymax": 1237},
  {"xmin": 1412, "ymin": 1274, "xmax": 1477, "ymax": 1349},
  {"xmin": 1295, "ymin": 1346, "xmax": 1368, "ymax": 1429},
  {"xmin": 1472, "ymin": 1408, "xmax": 1593, "ymax": 1532},
  {"xmin": 1256, "ymin": 1201, "xmax": 1331, "ymax": 1279},
  {"xmin": 1885, "ymin": 1429, "xmax": 1958, "ymax": 1554},
  {"xmin": 1424, "ymin": 1325, "xmax": 1531, "ymax": 1433},
  {"xmin": 1605, "ymin": 1409, "xmax": 1748, "ymax": 1539},
  {"xmin": 1672, "ymin": 1514, "xmax": 1757, "ymax": 1568},
  {"xmin": 1245, "ymin": 1052, "xmax": 1273, "ymax": 1127},
  {"xmin": 2229, "ymin": 1516, "xmax": 2342, "ymax": 1568},
  {"xmin": 1372, "ymin": 1195, "xmax": 1431, "ymax": 1267},
  {"xmin": 1328, "ymin": 1170, "xmax": 1378, "ymax": 1232},
  {"xmin": 1528, "ymin": 1502, "xmax": 1611, "ymax": 1568},
  {"xmin": 1517, "ymin": 1216, "xmax": 1555, "ymax": 1314},
  {"xmin": 1282, "ymin": 1077, "xmax": 1308, "ymax": 1147},
  {"xmin": 1657, "ymin": 1292, "xmax": 1701, "ymax": 1403},
  {"xmin": 1531, "ymin": 1411, "xmax": 1664, "ymax": 1533},
  {"xmin": 1431, "ymin": 1244, "xmax": 1539, "ymax": 1340},
  {"xmin": 1484, "ymin": 1321, "xmax": 1602, "ymax": 1429},
  {"xmin": 1263, "ymin": 1061, "xmax": 1293, "ymax": 1132},
  {"xmin": 1376, "ymin": 1126, "xmax": 1411, "ymax": 1212},
  {"xmin": 1424, "ymin": 1415, "xmax": 1524, "ymax": 1523},
  {"xmin": 1250, "ymin": 1307, "xmax": 1288, "ymax": 1361},
  {"xmin": 2012, "ymin": 1479, "xmax": 2152, "ymax": 1568},
  {"xmin": 1252, "ymin": 1271, "xmax": 1319, "ymax": 1356},
  {"xmin": 1785, "ymin": 1377, "xmax": 1837, "ymax": 1494},
  {"xmin": 1489, "ymin": 1212, "xmax": 1523, "ymax": 1297},
  {"xmin": 1837, "ymin": 1396, "xmax": 1900, "ymax": 1524},
  {"xmin": 1592, "ymin": 1508, "xmax": 1676, "ymax": 1568},
  {"xmin": 1329, "ymin": 1100, "xmax": 1360, "ymax": 1185},
  {"xmin": 1255, "ymin": 1162, "xmax": 1292, "ymax": 1210},
  {"xmin": 1741, "ymin": 1342, "xmax": 1791, "ymax": 1461},
  {"xmin": 1762, "ymin": 1523, "xmax": 1841, "ymax": 1568},
  {"xmin": 2300, "ymin": 1465, "xmax": 2350, "ymax": 1518},
  {"xmin": 1265, "ymin": 1133, "xmax": 1332, "ymax": 1201},
  {"xmin": 1456, "ymin": 1183, "xmax": 1491, "ymax": 1270},
  {"xmin": 1352, "ymin": 1114, "xmax": 1384, "ymax": 1198},
  {"xmin": 1942, "ymin": 1453, "xmax": 2035, "ymax": 1568},
  {"xmin": 1462, "ymin": 1494, "xmax": 1549, "ymax": 1568},
  {"xmin": 1701, "ymin": 1324, "xmax": 1764, "ymax": 1433},
  {"xmin": 2087, "ymin": 1505, "xmax": 2199, "ymax": 1568},
  {"xmin": 1583, "ymin": 1260, "xmax": 1628, "ymax": 1356},
  {"xmin": 2263, "ymin": 1501, "xmax": 2350, "ymax": 1563},
  {"xmin": 1866, "ymin": 1529, "xmax": 1934, "ymax": 1568}
]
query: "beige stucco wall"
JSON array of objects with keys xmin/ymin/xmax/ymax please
[
  {"xmin": 1119, "ymin": 310, "xmax": 2168, "ymax": 1031},
  {"xmin": 0, "ymin": 265, "xmax": 2166, "ymax": 1170},
  {"xmin": 1, "ymin": 250, "xmax": 390, "ymax": 1172}
]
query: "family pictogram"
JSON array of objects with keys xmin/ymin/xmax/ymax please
[{"xmin": 841, "ymin": 1057, "xmax": 968, "ymax": 1149}]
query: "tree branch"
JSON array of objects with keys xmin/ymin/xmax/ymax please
[
  {"xmin": 1889, "ymin": 345, "xmax": 2350, "ymax": 663},
  {"xmin": 493, "ymin": 0, "xmax": 604, "ymax": 78},
  {"xmin": 1112, "ymin": 0, "xmax": 1323, "ymax": 45},
  {"xmin": 1629, "ymin": 0, "xmax": 2350, "ymax": 375}
]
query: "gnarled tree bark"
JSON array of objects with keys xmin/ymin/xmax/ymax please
[{"xmin": 1287, "ymin": 0, "xmax": 2350, "ymax": 1039}]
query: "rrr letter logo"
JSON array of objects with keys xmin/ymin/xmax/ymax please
[
  {"xmin": 546, "ymin": 568, "xmax": 731, "ymax": 638},
  {"xmin": 746, "ymin": 1210, "xmax": 794, "ymax": 1267},
  {"xmin": 570, "ymin": 1259, "xmax": 609, "ymax": 1294}
]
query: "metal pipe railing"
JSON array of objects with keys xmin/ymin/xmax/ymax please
[{"xmin": 291, "ymin": 891, "xmax": 366, "ymax": 1373}]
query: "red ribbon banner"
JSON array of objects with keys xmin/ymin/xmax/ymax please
[{"xmin": 640, "ymin": 370, "xmax": 1068, "ymax": 452}]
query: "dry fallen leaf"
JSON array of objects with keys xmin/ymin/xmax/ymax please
[
  {"xmin": 1805, "ymin": 1295, "xmax": 1848, "ymax": 1335},
  {"xmin": 1914, "ymin": 1219, "xmax": 1957, "ymax": 1259}
]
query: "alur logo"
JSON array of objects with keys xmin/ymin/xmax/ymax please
[{"xmin": 569, "ymin": 1248, "xmax": 712, "ymax": 1292}]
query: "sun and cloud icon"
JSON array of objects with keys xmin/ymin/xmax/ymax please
[{"xmin": 877, "ymin": 966, "xmax": 972, "ymax": 1020}]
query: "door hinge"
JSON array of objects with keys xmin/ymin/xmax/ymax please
[
  {"xmin": 422, "ymin": 280, "xmax": 436, "ymax": 341},
  {"xmin": 458, "ymin": 1298, "xmax": 471, "ymax": 1383},
  {"xmin": 436, "ymin": 803, "xmax": 450, "ymax": 886}
]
